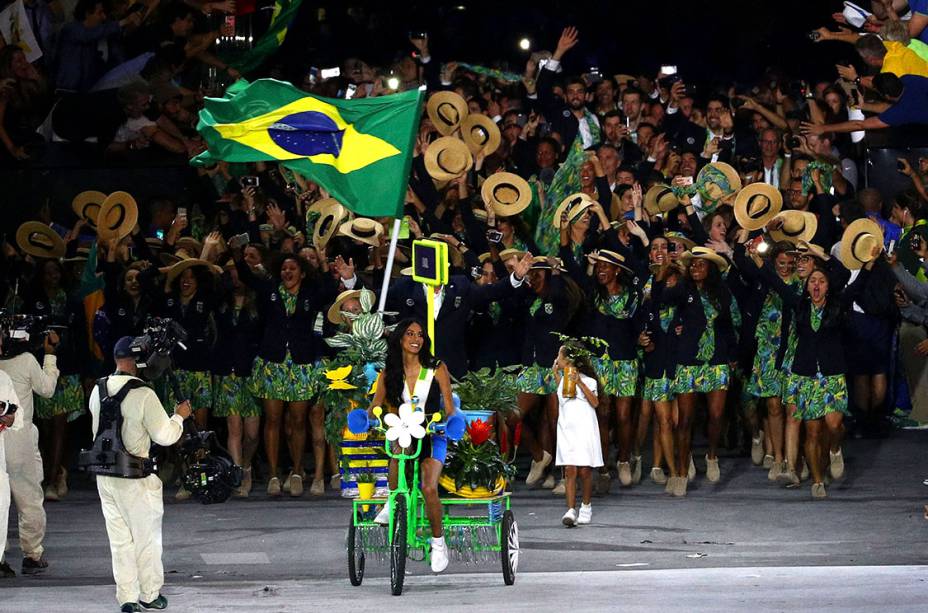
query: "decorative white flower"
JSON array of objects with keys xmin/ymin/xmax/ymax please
[{"xmin": 383, "ymin": 402, "xmax": 426, "ymax": 448}]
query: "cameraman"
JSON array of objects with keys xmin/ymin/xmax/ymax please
[
  {"xmin": 0, "ymin": 328, "xmax": 59, "ymax": 575},
  {"xmin": 0, "ymin": 370, "xmax": 23, "ymax": 578},
  {"xmin": 90, "ymin": 336, "xmax": 191, "ymax": 612}
]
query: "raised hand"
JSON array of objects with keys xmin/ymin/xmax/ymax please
[{"xmin": 553, "ymin": 26, "xmax": 579, "ymax": 61}]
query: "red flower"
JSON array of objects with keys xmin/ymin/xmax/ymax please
[{"xmin": 466, "ymin": 418, "xmax": 492, "ymax": 446}]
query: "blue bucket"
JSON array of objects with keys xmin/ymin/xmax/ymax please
[{"xmin": 460, "ymin": 409, "xmax": 494, "ymax": 425}]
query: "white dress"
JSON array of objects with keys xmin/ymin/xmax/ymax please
[{"xmin": 555, "ymin": 374, "xmax": 604, "ymax": 468}]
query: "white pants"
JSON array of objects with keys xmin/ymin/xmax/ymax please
[
  {"xmin": 0, "ymin": 452, "xmax": 9, "ymax": 564},
  {"xmin": 97, "ymin": 473, "xmax": 165, "ymax": 604},
  {"xmin": 2, "ymin": 423, "xmax": 46, "ymax": 561}
]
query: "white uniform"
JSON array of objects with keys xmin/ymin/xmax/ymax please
[
  {"xmin": 0, "ymin": 370, "xmax": 24, "ymax": 565},
  {"xmin": 89, "ymin": 374, "xmax": 184, "ymax": 605},
  {"xmin": 555, "ymin": 374, "xmax": 604, "ymax": 468},
  {"xmin": 0, "ymin": 352, "xmax": 58, "ymax": 563}
]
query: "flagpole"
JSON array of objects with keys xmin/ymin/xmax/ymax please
[{"xmin": 377, "ymin": 218, "xmax": 403, "ymax": 313}]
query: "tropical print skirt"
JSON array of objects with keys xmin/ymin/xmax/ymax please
[
  {"xmin": 168, "ymin": 369, "xmax": 213, "ymax": 409},
  {"xmin": 673, "ymin": 363, "xmax": 730, "ymax": 395},
  {"xmin": 516, "ymin": 363, "xmax": 557, "ymax": 395},
  {"xmin": 249, "ymin": 353, "xmax": 318, "ymax": 401},
  {"xmin": 790, "ymin": 372, "xmax": 849, "ymax": 421},
  {"xmin": 594, "ymin": 357, "xmax": 638, "ymax": 398},
  {"xmin": 213, "ymin": 374, "xmax": 262, "ymax": 417},
  {"xmin": 643, "ymin": 376, "xmax": 674, "ymax": 402},
  {"xmin": 35, "ymin": 374, "xmax": 84, "ymax": 420}
]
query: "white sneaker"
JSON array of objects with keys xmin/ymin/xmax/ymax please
[
  {"xmin": 552, "ymin": 478, "xmax": 566, "ymax": 495},
  {"xmin": 526, "ymin": 450, "xmax": 552, "ymax": 487},
  {"xmin": 706, "ymin": 455, "xmax": 720, "ymax": 482},
  {"xmin": 541, "ymin": 473, "xmax": 556, "ymax": 489},
  {"xmin": 577, "ymin": 503, "xmax": 592, "ymax": 525},
  {"xmin": 762, "ymin": 454, "xmax": 774, "ymax": 469},
  {"xmin": 751, "ymin": 431, "xmax": 764, "ymax": 465},
  {"xmin": 374, "ymin": 500, "xmax": 391, "ymax": 525},
  {"xmin": 688, "ymin": 455, "xmax": 696, "ymax": 480},
  {"xmin": 829, "ymin": 448, "xmax": 845, "ymax": 480},
  {"xmin": 617, "ymin": 461, "xmax": 632, "ymax": 486},
  {"xmin": 562, "ymin": 508, "xmax": 577, "ymax": 527},
  {"xmin": 43, "ymin": 484, "xmax": 59, "ymax": 502},
  {"xmin": 430, "ymin": 536, "xmax": 449, "ymax": 572},
  {"xmin": 651, "ymin": 467, "xmax": 667, "ymax": 485}
]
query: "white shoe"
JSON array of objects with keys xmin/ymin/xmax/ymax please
[
  {"xmin": 688, "ymin": 455, "xmax": 696, "ymax": 480},
  {"xmin": 762, "ymin": 454, "xmax": 774, "ymax": 469},
  {"xmin": 526, "ymin": 451, "xmax": 552, "ymax": 487},
  {"xmin": 751, "ymin": 431, "xmax": 764, "ymax": 465},
  {"xmin": 175, "ymin": 485, "xmax": 191, "ymax": 501},
  {"xmin": 430, "ymin": 536, "xmax": 449, "ymax": 573},
  {"xmin": 829, "ymin": 448, "xmax": 845, "ymax": 480},
  {"xmin": 768, "ymin": 461, "xmax": 784, "ymax": 482},
  {"xmin": 330, "ymin": 473, "xmax": 342, "ymax": 490},
  {"xmin": 651, "ymin": 467, "xmax": 667, "ymax": 485},
  {"xmin": 562, "ymin": 508, "xmax": 577, "ymax": 527},
  {"xmin": 617, "ymin": 461, "xmax": 632, "ymax": 486},
  {"xmin": 541, "ymin": 473, "xmax": 556, "ymax": 489},
  {"xmin": 552, "ymin": 478, "xmax": 566, "ymax": 495},
  {"xmin": 374, "ymin": 500, "xmax": 391, "ymax": 525},
  {"xmin": 706, "ymin": 455, "xmax": 720, "ymax": 482},
  {"xmin": 577, "ymin": 503, "xmax": 592, "ymax": 525},
  {"xmin": 43, "ymin": 484, "xmax": 59, "ymax": 502}
]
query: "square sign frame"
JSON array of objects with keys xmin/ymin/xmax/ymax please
[{"xmin": 412, "ymin": 239, "xmax": 449, "ymax": 287}]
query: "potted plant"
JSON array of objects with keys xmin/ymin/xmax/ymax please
[
  {"xmin": 453, "ymin": 366, "xmax": 521, "ymax": 425},
  {"xmin": 440, "ymin": 418, "xmax": 518, "ymax": 498}
]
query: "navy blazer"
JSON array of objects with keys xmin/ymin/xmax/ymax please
[{"xmin": 654, "ymin": 279, "xmax": 738, "ymax": 367}]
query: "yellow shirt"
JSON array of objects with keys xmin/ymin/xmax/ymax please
[{"xmin": 882, "ymin": 41, "xmax": 928, "ymax": 78}]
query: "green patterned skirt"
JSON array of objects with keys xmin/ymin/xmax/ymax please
[
  {"xmin": 167, "ymin": 369, "xmax": 213, "ymax": 410},
  {"xmin": 673, "ymin": 363, "xmax": 730, "ymax": 395},
  {"xmin": 213, "ymin": 374, "xmax": 262, "ymax": 418},
  {"xmin": 746, "ymin": 347, "xmax": 781, "ymax": 399},
  {"xmin": 249, "ymin": 353, "xmax": 318, "ymax": 402},
  {"xmin": 516, "ymin": 363, "xmax": 557, "ymax": 395},
  {"xmin": 594, "ymin": 357, "xmax": 638, "ymax": 398},
  {"xmin": 790, "ymin": 372, "xmax": 849, "ymax": 421},
  {"xmin": 643, "ymin": 376, "xmax": 674, "ymax": 402},
  {"xmin": 780, "ymin": 371, "xmax": 799, "ymax": 407},
  {"xmin": 35, "ymin": 374, "xmax": 84, "ymax": 420}
]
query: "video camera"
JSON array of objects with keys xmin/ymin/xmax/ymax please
[
  {"xmin": 128, "ymin": 317, "xmax": 188, "ymax": 380},
  {"xmin": 0, "ymin": 311, "xmax": 63, "ymax": 356}
]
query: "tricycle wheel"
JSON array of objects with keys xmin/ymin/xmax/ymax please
[
  {"xmin": 348, "ymin": 517, "xmax": 365, "ymax": 586},
  {"xmin": 500, "ymin": 509, "xmax": 518, "ymax": 585},
  {"xmin": 390, "ymin": 496, "xmax": 407, "ymax": 596}
]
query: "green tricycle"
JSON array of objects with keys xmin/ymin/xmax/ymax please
[{"xmin": 345, "ymin": 406, "xmax": 519, "ymax": 595}]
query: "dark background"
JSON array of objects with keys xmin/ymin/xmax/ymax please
[{"xmin": 278, "ymin": 1, "xmax": 854, "ymax": 92}]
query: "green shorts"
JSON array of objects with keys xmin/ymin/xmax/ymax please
[
  {"xmin": 594, "ymin": 357, "xmax": 638, "ymax": 398},
  {"xmin": 213, "ymin": 374, "xmax": 262, "ymax": 418},
  {"xmin": 673, "ymin": 364, "xmax": 730, "ymax": 395},
  {"xmin": 643, "ymin": 376, "xmax": 674, "ymax": 402},
  {"xmin": 516, "ymin": 364, "xmax": 557, "ymax": 395},
  {"xmin": 249, "ymin": 353, "xmax": 318, "ymax": 401}
]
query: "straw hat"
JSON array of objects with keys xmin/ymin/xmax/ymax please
[
  {"xmin": 681, "ymin": 246, "xmax": 730, "ymax": 273},
  {"xmin": 788, "ymin": 239, "xmax": 830, "ymax": 262},
  {"xmin": 165, "ymin": 258, "xmax": 221, "ymax": 285},
  {"xmin": 327, "ymin": 289, "xmax": 363, "ymax": 325},
  {"xmin": 97, "ymin": 191, "xmax": 138, "ymax": 241},
  {"xmin": 554, "ymin": 193, "xmax": 596, "ymax": 227},
  {"xmin": 643, "ymin": 184, "xmax": 680, "ymax": 216},
  {"xmin": 400, "ymin": 266, "xmax": 414, "ymax": 276},
  {"xmin": 478, "ymin": 252, "xmax": 492, "ymax": 264},
  {"xmin": 586, "ymin": 249, "xmax": 634, "ymax": 275},
  {"xmin": 309, "ymin": 198, "xmax": 352, "ymax": 249},
  {"xmin": 769, "ymin": 210, "xmax": 817, "ymax": 245},
  {"xmin": 424, "ymin": 136, "xmax": 473, "ymax": 181},
  {"xmin": 663, "ymin": 231, "xmax": 696, "ymax": 251},
  {"xmin": 498, "ymin": 248, "xmax": 528, "ymax": 263},
  {"xmin": 426, "ymin": 91, "xmax": 469, "ymax": 136},
  {"xmin": 840, "ymin": 218, "xmax": 884, "ymax": 270},
  {"xmin": 175, "ymin": 236, "xmax": 203, "ymax": 256},
  {"xmin": 696, "ymin": 162, "xmax": 742, "ymax": 203},
  {"xmin": 614, "ymin": 74, "xmax": 637, "ymax": 87},
  {"xmin": 338, "ymin": 218, "xmax": 384, "ymax": 247},
  {"xmin": 481, "ymin": 172, "xmax": 532, "ymax": 217},
  {"xmin": 529, "ymin": 255, "xmax": 557, "ymax": 270},
  {"xmin": 16, "ymin": 222, "xmax": 66, "ymax": 259},
  {"xmin": 734, "ymin": 183, "xmax": 783, "ymax": 231},
  {"xmin": 460, "ymin": 113, "xmax": 501, "ymax": 156},
  {"xmin": 72, "ymin": 191, "xmax": 107, "ymax": 227}
]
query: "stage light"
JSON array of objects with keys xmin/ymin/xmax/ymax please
[
  {"xmin": 387, "ymin": 76, "xmax": 400, "ymax": 90},
  {"xmin": 519, "ymin": 38, "xmax": 531, "ymax": 51}
]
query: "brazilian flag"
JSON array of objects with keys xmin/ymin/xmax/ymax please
[{"xmin": 193, "ymin": 79, "xmax": 423, "ymax": 218}]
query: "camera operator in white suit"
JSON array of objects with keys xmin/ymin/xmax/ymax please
[
  {"xmin": 89, "ymin": 336, "xmax": 191, "ymax": 612},
  {"xmin": 0, "ymin": 369, "xmax": 23, "ymax": 578},
  {"xmin": 0, "ymin": 330, "xmax": 59, "ymax": 575}
]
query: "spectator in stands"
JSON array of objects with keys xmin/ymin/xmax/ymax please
[{"xmin": 0, "ymin": 46, "xmax": 50, "ymax": 161}]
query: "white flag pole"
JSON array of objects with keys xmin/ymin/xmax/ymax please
[{"xmin": 377, "ymin": 218, "xmax": 403, "ymax": 313}]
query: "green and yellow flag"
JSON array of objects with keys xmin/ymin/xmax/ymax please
[
  {"xmin": 193, "ymin": 79, "xmax": 423, "ymax": 218},
  {"xmin": 229, "ymin": 0, "xmax": 303, "ymax": 75}
]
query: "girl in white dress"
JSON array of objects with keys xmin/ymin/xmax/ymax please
[{"xmin": 553, "ymin": 344, "xmax": 603, "ymax": 527}]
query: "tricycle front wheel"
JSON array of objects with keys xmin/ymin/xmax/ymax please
[
  {"xmin": 347, "ymin": 518, "xmax": 365, "ymax": 586},
  {"xmin": 390, "ymin": 496, "xmax": 408, "ymax": 596},
  {"xmin": 500, "ymin": 509, "xmax": 518, "ymax": 585}
]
